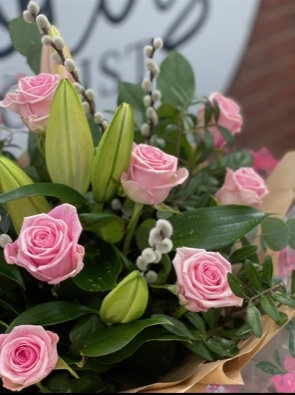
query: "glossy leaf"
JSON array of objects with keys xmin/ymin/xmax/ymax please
[
  {"xmin": 79, "ymin": 212, "xmax": 125, "ymax": 243},
  {"xmin": 170, "ymin": 205, "xmax": 267, "ymax": 250},
  {"xmin": 81, "ymin": 316, "xmax": 174, "ymax": 356},
  {"xmin": 6, "ymin": 302, "xmax": 96, "ymax": 332},
  {"xmin": 73, "ymin": 242, "xmax": 122, "ymax": 292},
  {"xmin": 0, "ymin": 183, "xmax": 91, "ymax": 212}
]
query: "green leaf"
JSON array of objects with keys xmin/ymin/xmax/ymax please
[
  {"xmin": 227, "ymin": 273, "xmax": 248, "ymax": 298},
  {"xmin": 152, "ymin": 314, "xmax": 195, "ymax": 340},
  {"xmin": 255, "ymin": 361, "xmax": 286, "ymax": 375},
  {"xmin": 94, "ymin": 326, "xmax": 189, "ymax": 364},
  {"xmin": 157, "ymin": 51, "xmax": 195, "ymax": 108},
  {"xmin": 73, "ymin": 242, "xmax": 122, "ymax": 292},
  {"xmin": 205, "ymin": 336, "xmax": 239, "ymax": 358},
  {"xmin": 9, "ymin": 17, "xmax": 41, "ymax": 74},
  {"xmin": 243, "ymin": 260, "xmax": 262, "ymax": 290},
  {"xmin": 261, "ymin": 256, "xmax": 273, "ymax": 287},
  {"xmin": 79, "ymin": 212, "xmax": 125, "ymax": 243},
  {"xmin": 259, "ymin": 295, "xmax": 281, "ymax": 323},
  {"xmin": 55, "ymin": 357, "xmax": 79, "ymax": 379},
  {"xmin": 261, "ymin": 217, "xmax": 289, "ymax": 251},
  {"xmin": 81, "ymin": 316, "xmax": 174, "ymax": 356},
  {"xmin": 170, "ymin": 205, "xmax": 267, "ymax": 250},
  {"xmin": 271, "ymin": 293, "xmax": 295, "ymax": 308},
  {"xmin": 287, "ymin": 218, "xmax": 295, "ymax": 249},
  {"xmin": 229, "ymin": 245, "xmax": 258, "ymax": 264},
  {"xmin": 6, "ymin": 302, "xmax": 95, "ymax": 332},
  {"xmin": 184, "ymin": 312, "xmax": 206, "ymax": 335},
  {"xmin": 117, "ymin": 81, "xmax": 146, "ymax": 128},
  {"xmin": 0, "ymin": 183, "xmax": 91, "ymax": 212},
  {"xmin": 246, "ymin": 301, "xmax": 263, "ymax": 338},
  {"xmin": 0, "ymin": 256, "xmax": 25, "ymax": 290}
]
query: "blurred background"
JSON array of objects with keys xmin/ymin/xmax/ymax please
[{"xmin": 1, "ymin": 0, "xmax": 294, "ymax": 160}]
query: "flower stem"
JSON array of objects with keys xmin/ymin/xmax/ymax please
[{"xmin": 122, "ymin": 202, "xmax": 144, "ymax": 256}]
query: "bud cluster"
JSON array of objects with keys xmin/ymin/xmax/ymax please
[
  {"xmin": 140, "ymin": 38, "xmax": 163, "ymax": 140},
  {"xmin": 136, "ymin": 218, "xmax": 173, "ymax": 284},
  {"xmin": 23, "ymin": 1, "xmax": 108, "ymax": 132}
]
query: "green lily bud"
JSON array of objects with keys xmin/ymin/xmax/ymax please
[
  {"xmin": 91, "ymin": 102, "xmax": 134, "ymax": 204},
  {"xmin": 0, "ymin": 155, "xmax": 51, "ymax": 233},
  {"xmin": 45, "ymin": 78, "xmax": 94, "ymax": 196},
  {"xmin": 100, "ymin": 270, "xmax": 149, "ymax": 325}
]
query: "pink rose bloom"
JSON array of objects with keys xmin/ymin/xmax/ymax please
[
  {"xmin": 215, "ymin": 166, "xmax": 269, "ymax": 208},
  {"xmin": 121, "ymin": 143, "xmax": 189, "ymax": 205},
  {"xmin": 172, "ymin": 247, "xmax": 243, "ymax": 312},
  {"xmin": 269, "ymin": 373, "xmax": 295, "ymax": 393},
  {"xmin": 4, "ymin": 203, "xmax": 85, "ymax": 284},
  {"xmin": 250, "ymin": 147, "xmax": 279, "ymax": 179},
  {"xmin": 0, "ymin": 73, "xmax": 61, "ymax": 133},
  {"xmin": 0, "ymin": 325, "xmax": 59, "ymax": 391},
  {"xmin": 197, "ymin": 92, "xmax": 243, "ymax": 149}
]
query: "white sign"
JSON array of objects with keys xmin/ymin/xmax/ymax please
[{"xmin": 0, "ymin": 0, "xmax": 260, "ymax": 155}]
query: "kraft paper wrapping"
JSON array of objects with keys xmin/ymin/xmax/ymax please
[{"xmin": 125, "ymin": 151, "xmax": 295, "ymax": 393}]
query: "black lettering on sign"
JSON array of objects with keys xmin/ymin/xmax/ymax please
[
  {"xmin": 156, "ymin": 0, "xmax": 210, "ymax": 50},
  {"xmin": 71, "ymin": 0, "xmax": 136, "ymax": 55}
]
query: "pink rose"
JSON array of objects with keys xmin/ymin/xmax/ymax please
[
  {"xmin": 197, "ymin": 92, "xmax": 243, "ymax": 149},
  {"xmin": 0, "ymin": 325, "xmax": 58, "ymax": 391},
  {"xmin": 172, "ymin": 247, "xmax": 243, "ymax": 312},
  {"xmin": 4, "ymin": 203, "xmax": 85, "ymax": 284},
  {"xmin": 284, "ymin": 355, "xmax": 295, "ymax": 372},
  {"xmin": 0, "ymin": 73, "xmax": 61, "ymax": 133},
  {"xmin": 120, "ymin": 143, "xmax": 189, "ymax": 205},
  {"xmin": 250, "ymin": 147, "xmax": 279, "ymax": 179},
  {"xmin": 215, "ymin": 166, "xmax": 269, "ymax": 208},
  {"xmin": 269, "ymin": 373, "xmax": 295, "ymax": 393}
]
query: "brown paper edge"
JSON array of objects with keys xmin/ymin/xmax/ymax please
[{"xmin": 122, "ymin": 151, "xmax": 295, "ymax": 393}]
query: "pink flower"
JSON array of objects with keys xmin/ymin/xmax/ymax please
[
  {"xmin": 197, "ymin": 92, "xmax": 243, "ymax": 149},
  {"xmin": 0, "ymin": 325, "xmax": 59, "ymax": 391},
  {"xmin": 284, "ymin": 355, "xmax": 295, "ymax": 373},
  {"xmin": 4, "ymin": 203, "xmax": 85, "ymax": 284},
  {"xmin": 172, "ymin": 247, "xmax": 243, "ymax": 312},
  {"xmin": 0, "ymin": 73, "xmax": 61, "ymax": 133},
  {"xmin": 120, "ymin": 143, "xmax": 189, "ymax": 205},
  {"xmin": 269, "ymin": 373, "xmax": 295, "ymax": 393},
  {"xmin": 215, "ymin": 166, "xmax": 269, "ymax": 208},
  {"xmin": 250, "ymin": 147, "xmax": 279, "ymax": 179}
]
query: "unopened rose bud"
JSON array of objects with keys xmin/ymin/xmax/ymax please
[{"xmin": 99, "ymin": 270, "xmax": 149, "ymax": 325}]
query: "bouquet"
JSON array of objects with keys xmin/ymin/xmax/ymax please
[{"xmin": 0, "ymin": 1, "xmax": 295, "ymax": 393}]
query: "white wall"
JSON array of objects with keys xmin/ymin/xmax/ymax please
[{"xmin": 0, "ymin": 0, "xmax": 260, "ymax": 155}]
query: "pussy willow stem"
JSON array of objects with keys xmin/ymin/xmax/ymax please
[{"xmin": 122, "ymin": 202, "xmax": 144, "ymax": 256}]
